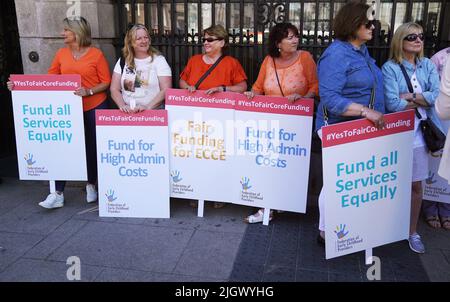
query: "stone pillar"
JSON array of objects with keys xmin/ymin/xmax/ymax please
[{"xmin": 14, "ymin": 0, "xmax": 117, "ymax": 74}]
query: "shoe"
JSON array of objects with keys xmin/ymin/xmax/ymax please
[
  {"xmin": 86, "ymin": 184, "xmax": 98, "ymax": 203},
  {"xmin": 408, "ymin": 233, "xmax": 425, "ymax": 254},
  {"xmin": 440, "ymin": 217, "xmax": 450, "ymax": 230},
  {"xmin": 317, "ymin": 231, "xmax": 325, "ymax": 246},
  {"xmin": 213, "ymin": 202, "xmax": 225, "ymax": 209},
  {"xmin": 39, "ymin": 192, "xmax": 64, "ymax": 209},
  {"xmin": 425, "ymin": 215, "xmax": 441, "ymax": 229},
  {"xmin": 244, "ymin": 209, "xmax": 273, "ymax": 224}
]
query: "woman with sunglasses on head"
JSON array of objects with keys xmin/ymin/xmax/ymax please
[
  {"xmin": 179, "ymin": 24, "xmax": 247, "ymax": 95},
  {"xmin": 111, "ymin": 24, "xmax": 172, "ymax": 113},
  {"xmin": 179, "ymin": 24, "xmax": 247, "ymax": 209},
  {"xmin": 243, "ymin": 22, "xmax": 319, "ymax": 223},
  {"xmin": 382, "ymin": 22, "xmax": 442, "ymax": 253},
  {"xmin": 315, "ymin": 2, "xmax": 386, "ymax": 244},
  {"xmin": 8, "ymin": 16, "xmax": 111, "ymax": 208}
]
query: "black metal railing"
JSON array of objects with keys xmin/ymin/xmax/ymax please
[{"xmin": 115, "ymin": 0, "xmax": 450, "ymax": 87}]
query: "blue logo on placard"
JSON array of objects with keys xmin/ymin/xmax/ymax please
[
  {"xmin": 426, "ymin": 171, "xmax": 437, "ymax": 185},
  {"xmin": 105, "ymin": 190, "xmax": 117, "ymax": 203},
  {"xmin": 334, "ymin": 224, "xmax": 349, "ymax": 239},
  {"xmin": 171, "ymin": 170, "xmax": 183, "ymax": 183},
  {"xmin": 24, "ymin": 153, "xmax": 36, "ymax": 166},
  {"xmin": 240, "ymin": 177, "xmax": 252, "ymax": 191}
]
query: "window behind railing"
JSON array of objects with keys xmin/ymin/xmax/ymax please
[{"xmin": 116, "ymin": 0, "xmax": 449, "ymax": 87}]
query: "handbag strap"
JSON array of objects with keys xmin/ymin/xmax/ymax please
[
  {"xmin": 194, "ymin": 55, "xmax": 225, "ymax": 89},
  {"xmin": 399, "ymin": 64, "xmax": 422, "ymax": 119},
  {"xmin": 365, "ymin": 61, "xmax": 376, "ymax": 109},
  {"xmin": 272, "ymin": 57, "xmax": 285, "ymax": 97}
]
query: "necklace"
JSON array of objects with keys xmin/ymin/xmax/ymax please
[{"xmin": 72, "ymin": 47, "xmax": 89, "ymax": 60}]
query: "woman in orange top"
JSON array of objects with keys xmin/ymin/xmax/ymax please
[
  {"xmin": 9, "ymin": 16, "xmax": 111, "ymax": 209},
  {"xmin": 179, "ymin": 25, "xmax": 247, "ymax": 94},
  {"xmin": 244, "ymin": 22, "xmax": 319, "ymax": 223},
  {"xmin": 179, "ymin": 25, "xmax": 247, "ymax": 209}
]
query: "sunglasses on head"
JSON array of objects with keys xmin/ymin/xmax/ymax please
[
  {"xmin": 127, "ymin": 23, "xmax": 146, "ymax": 31},
  {"xmin": 202, "ymin": 37, "xmax": 223, "ymax": 43},
  {"xmin": 404, "ymin": 33, "xmax": 425, "ymax": 42},
  {"xmin": 364, "ymin": 20, "xmax": 376, "ymax": 29}
]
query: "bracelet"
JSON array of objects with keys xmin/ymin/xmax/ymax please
[
  {"xmin": 360, "ymin": 107, "xmax": 367, "ymax": 117},
  {"xmin": 89, "ymin": 89, "xmax": 94, "ymax": 96}
]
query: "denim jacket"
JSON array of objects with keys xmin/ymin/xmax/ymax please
[
  {"xmin": 316, "ymin": 40, "xmax": 385, "ymax": 131},
  {"xmin": 382, "ymin": 58, "xmax": 443, "ymax": 132}
]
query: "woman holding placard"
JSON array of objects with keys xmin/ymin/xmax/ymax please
[
  {"xmin": 8, "ymin": 16, "xmax": 111, "ymax": 209},
  {"xmin": 110, "ymin": 23, "xmax": 172, "ymax": 113},
  {"xmin": 315, "ymin": 2, "xmax": 386, "ymax": 244},
  {"xmin": 243, "ymin": 22, "xmax": 319, "ymax": 223},
  {"xmin": 179, "ymin": 24, "xmax": 248, "ymax": 209},
  {"xmin": 382, "ymin": 22, "xmax": 442, "ymax": 252}
]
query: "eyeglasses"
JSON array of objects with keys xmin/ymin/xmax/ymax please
[
  {"xmin": 364, "ymin": 20, "xmax": 376, "ymax": 29},
  {"xmin": 404, "ymin": 33, "xmax": 425, "ymax": 42},
  {"xmin": 202, "ymin": 37, "xmax": 223, "ymax": 43}
]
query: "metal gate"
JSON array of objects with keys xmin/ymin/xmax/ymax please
[{"xmin": 115, "ymin": 0, "xmax": 450, "ymax": 87}]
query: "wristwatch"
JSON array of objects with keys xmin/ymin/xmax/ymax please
[
  {"xmin": 89, "ymin": 89, "xmax": 94, "ymax": 96},
  {"xmin": 412, "ymin": 93, "xmax": 417, "ymax": 102},
  {"xmin": 222, "ymin": 85, "xmax": 226, "ymax": 92}
]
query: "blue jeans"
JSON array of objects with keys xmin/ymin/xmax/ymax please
[{"xmin": 56, "ymin": 101, "xmax": 109, "ymax": 192}]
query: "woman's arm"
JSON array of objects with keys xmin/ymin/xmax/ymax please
[
  {"xmin": 139, "ymin": 76, "xmax": 172, "ymax": 110},
  {"xmin": 110, "ymin": 72, "xmax": 133, "ymax": 113}
]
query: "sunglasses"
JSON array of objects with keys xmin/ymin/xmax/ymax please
[
  {"xmin": 127, "ymin": 23, "xmax": 146, "ymax": 31},
  {"xmin": 202, "ymin": 37, "xmax": 223, "ymax": 43},
  {"xmin": 404, "ymin": 33, "xmax": 425, "ymax": 42},
  {"xmin": 364, "ymin": 20, "xmax": 376, "ymax": 29}
]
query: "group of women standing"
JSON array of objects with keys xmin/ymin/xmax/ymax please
[{"xmin": 7, "ymin": 1, "xmax": 450, "ymax": 255}]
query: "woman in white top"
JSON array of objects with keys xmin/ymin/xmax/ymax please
[{"xmin": 111, "ymin": 24, "xmax": 172, "ymax": 113}]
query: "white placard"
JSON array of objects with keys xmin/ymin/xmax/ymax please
[
  {"xmin": 96, "ymin": 110, "xmax": 170, "ymax": 218},
  {"xmin": 11, "ymin": 74, "xmax": 87, "ymax": 180},
  {"xmin": 322, "ymin": 111, "xmax": 414, "ymax": 259}
]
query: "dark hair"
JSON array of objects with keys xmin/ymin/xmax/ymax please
[
  {"xmin": 268, "ymin": 23, "xmax": 299, "ymax": 58},
  {"xmin": 333, "ymin": 2, "xmax": 370, "ymax": 41}
]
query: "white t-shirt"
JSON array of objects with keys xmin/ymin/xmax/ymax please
[
  {"xmin": 410, "ymin": 71, "xmax": 427, "ymax": 148},
  {"xmin": 113, "ymin": 55, "xmax": 172, "ymax": 107}
]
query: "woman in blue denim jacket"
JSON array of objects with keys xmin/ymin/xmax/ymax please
[
  {"xmin": 382, "ymin": 22, "xmax": 441, "ymax": 254},
  {"xmin": 315, "ymin": 2, "xmax": 386, "ymax": 245}
]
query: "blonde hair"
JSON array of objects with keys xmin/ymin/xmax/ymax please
[
  {"xmin": 389, "ymin": 22, "xmax": 424, "ymax": 64},
  {"xmin": 203, "ymin": 25, "xmax": 229, "ymax": 52},
  {"xmin": 63, "ymin": 16, "xmax": 91, "ymax": 47},
  {"xmin": 122, "ymin": 24, "xmax": 160, "ymax": 70}
]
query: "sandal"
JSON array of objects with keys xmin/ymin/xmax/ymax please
[
  {"xmin": 425, "ymin": 215, "xmax": 441, "ymax": 229},
  {"xmin": 440, "ymin": 217, "xmax": 450, "ymax": 230},
  {"xmin": 244, "ymin": 209, "xmax": 273, "ymax": 224},
  {"xmin": 213, "ymin": 202, "xmax": 225, "ymax": 209}
]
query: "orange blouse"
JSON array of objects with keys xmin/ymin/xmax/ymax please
[
  {"xmin": 48, "ymin": 47, "xmax": 111, "ymax": 111},
  {"xmin": 252, "ymin": 51, "xmax": 318, "ymax": 97},
  {"xmin": 180, "ymin": 54, "xmax": 247, "ymax": 90}
]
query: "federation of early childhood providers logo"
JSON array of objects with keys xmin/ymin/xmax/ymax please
[
  {"xmin": 334, "ymin": 223, "xmax": 363, "ymax": 253},
  {"xmin": 105, "ymin": 189, "xmax": 117, "ymax": 203},
  {"xmin": 426, "ymin": 171, "xmax": 437, "ymax": 185},
  {"xmin": 334, "ymin": 224, "xmax": 349, "ymax": 239},
  {"xmin": 239, "ymin": 176, "xmax": 263, "ymax": 203},
  {"xmin": 24, "ymin": 153, "xmax": 36, "ymax": 166},
  {"xmin": 171, "ymin": 170, "xmax": 183, "ymax": 183},
  {"xmin": 24, "ymin": 153, "xmax": 48, "ymax": 176},
  {"xmin": 240, "ymin": 177, "xmax": 252, "ymax": 191}
]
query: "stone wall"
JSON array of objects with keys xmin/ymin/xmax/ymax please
[{"xmin": 14, "ymin": 0, "xmax": 117, "ymax": 74}]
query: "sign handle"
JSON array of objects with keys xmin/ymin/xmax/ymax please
[
  {"xmin": 365, "ymin": 248, "xmax": 373, "ymax": 265},
  {"xmin": 49, "ymin": 181, "xmax": 56, "ymax": 193},
  {"xmin": 262, "ymin": 207, "xmax": 271, "ymax": 226},
  {"xmin": 197, "ymin": 199, "xmax": 204, "ymax": 217}
]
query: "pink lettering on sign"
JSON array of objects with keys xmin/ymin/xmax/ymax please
[
  {"xmin": 322, "ymin": 110, "xmax": 415, "ymax": 148},
  {"xmin": 10, "ymin": 74, "xmax": 81, "ymax": 91},
  {"xmin": 96, "ymin": 110, "xmax": 168, "ymax": 126}
]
